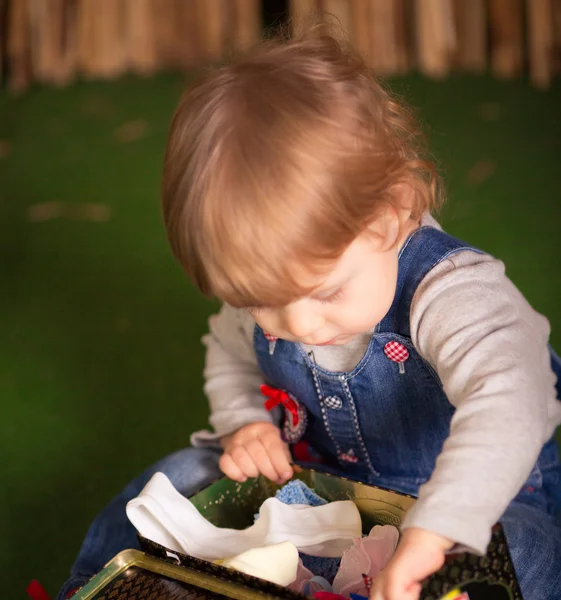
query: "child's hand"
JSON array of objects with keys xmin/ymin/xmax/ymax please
[
  {"xmin": 370, "ymin": 528, "xmax": 453, "ymax": 600},
  {"xmin": 219, "ymin": 422, "xmax": 294, "ymax": 485}
]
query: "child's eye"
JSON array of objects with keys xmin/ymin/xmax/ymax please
[
  {"xmin": 318, "ymin": 288, "xmax": 344, "ymax": 304},
  {"xmin": 246, "ymin": 306, "xmax": 265, "ymax": 316}
]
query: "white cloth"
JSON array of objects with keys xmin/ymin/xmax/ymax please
[
  {"xmin": 126, "ymin": 472, "xmax": 362, "ymax": 561},
  {"xmin": 217, "ymin": 541, "xmax": 299, "ymax": 586}
]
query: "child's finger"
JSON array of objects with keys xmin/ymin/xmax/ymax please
[
  {"xmin": 267, "ymin": 440, "xmax": 294, "ymax": 482},
  {"xmin": 405, "ymin": 583, "xmax": 422, "ymax": 600},
  {"xmin": 225, "ymin": 444, "xmax": 260, "ymax": 479},
  {"xmin": 370, "ymin": 574, "xmax": 421, "ymax": 600},
  {"xmin": 244, "ymin": 438, "xmax": 284, "ymax": 482},
  {"xmin": 384, "ymin": 584, "xmax": 421, "ymax": 600},
  {"xmin": 218, "ymin": 452, "xmax": 247, "ymax": 482},
  {"xmin": 261, "ymin": 429, "xmax": 293, "ymax": 478}
]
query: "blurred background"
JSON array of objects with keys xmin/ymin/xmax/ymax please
[{"xmin": 1, "ymin": 0, "xmax": 560, "ymax": 597}]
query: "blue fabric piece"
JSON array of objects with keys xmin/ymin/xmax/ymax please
[
  {"xmin": 300, "ymin": 553, "xmax": 341, "ymax": 583},
  {"xmin": 254, "ymin": 479, "xmax": 327, "ymax": 520},
  {"xmin": 275, "ymin": 479, "xmax": 327, "ymax": 507}
]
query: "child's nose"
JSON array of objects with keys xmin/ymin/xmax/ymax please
[{"xmin": 282, "ymin": 303, "xmax": 323, "ymax": 339}]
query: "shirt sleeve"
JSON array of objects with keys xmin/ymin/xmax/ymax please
[
  {"xmin": 402, "ymin": 250, "xmax": 559, "ymax": 554},
  {"xmin": 190, "ymin": 304, "xmax": 274, "ymax": 447}
]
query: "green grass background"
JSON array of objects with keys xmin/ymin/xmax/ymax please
[{"xmin": 1, "ymin": 72, "xmax": 560, "ymax": 596}]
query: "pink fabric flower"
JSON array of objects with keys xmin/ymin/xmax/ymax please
[{"xmin": 332, "ymin": 525, "xmax": 399, "ymax": 597}]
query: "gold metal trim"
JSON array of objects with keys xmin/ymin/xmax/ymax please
[{"xmin": 71, "ymin": 548, "xmax": 281, "ymax": 599}]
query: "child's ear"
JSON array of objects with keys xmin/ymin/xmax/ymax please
[
  {"xmin": 391, "ymin": 181, "xmax": 416, "ymax": 218},
  {"xmin": 366, "ymin": 204, "xmax": 401, "ymax": 251},
  {"xmin": 367, "ymin": 182, "xmax": 416, "ymax": 250}
]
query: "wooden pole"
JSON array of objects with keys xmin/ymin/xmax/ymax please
[
  {"xmin": 95, "ymin": 0, "xmax": 126, "ymax": 78},
  {"xmin": 394, "ymin": 0, "xmax": 409, "ymax": 73},
  {"xmin": 152, "ymin": 0, "xmax": 174, "ymax": 68},
  {"xmin": 554, "ymin": 0, "xmax": 561, "ymax": 45},
  {"xmin": 289, "ymin": 0, "xmax": 318, "ymax": 32},
  {"xmin": 154, "ymin": 0, "xmax": 200, "ymax": 69},
  {"xmin": 415, "ymin": 0, "xmax": 455, "ymax": 78},
  {"xmin": 233, "ymin": 0, "xmax": 261, "ymax": 53},
  {"xmin": 28, "ymin": 0, "xmax": 50, "ymax": 83},
  {"xmin": 124, "ymin": 0, "xmax": 158, "ymax": 75},
  {"xmin": 553, "ymin": 0, "xmax": 561, "ymax": 75},
  {"xmin": 197, "ymin": 0, "xmax": 226, "ymax": 62},
  {"xmin": 368, "ymin": 0, "xmax": 399, "ymax": 75},
  {"xmin": 59, "ymin": 0, "xmax": 79, "ymax": 85},
  {"xmin": 7, "ymin": 0, "xmax": 32, "ymax": 93},
  {"xmin": 76, "ymin": 0, "xmax": 95, "ymax": 76},
  {"xmin": 176, "ymin": 0, "xmax": 201, "ymax": 68},
  {"xmin": 323, "ymin": 0, "xmax": 353, "ymax": 36},
  {"xmin": 351, "ymin": 0, "xmax": 371, "ymax": 59},
  {"xmin": 453, "ymin": 0, "xmax": 487, "ymax": 73},
  {"xmin": 526, "ymin": 0, "xmax": 553, "ymax": 88},
  {"xmin": 368, "ymin": 0, "xmax": 385, "ymax": 72},
  {"xmin": 50, "ymin": 0, "xmax": 77, "ymax": 85},
  {"xmin": 489, "ymin": 0, "xmax": 523, "ymax": 79},
  {"xmin": 41, "ymin": 0, "xmax": 73, "ymax": 85},
  {"xmin": 0, "ymin": 0, "xmax": 5, "ymax": 85},
  {"xmin": 415, "ymin": 0, "xmax": 434, "ymax": 76}
]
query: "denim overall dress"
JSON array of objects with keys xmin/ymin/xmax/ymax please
[{"xmin": 254, "ymin": 226, "xmax": 561, "ymax": 597}]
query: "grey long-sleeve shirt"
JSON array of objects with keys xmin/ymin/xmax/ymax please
[{"xmin": 192, "ymin": 224, "xmax": 561, "ymax": 555}]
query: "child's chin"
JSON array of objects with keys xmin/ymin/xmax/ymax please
[{"xmin": 330, "ymin": 335, "xmax": 355, "ymax": 346}]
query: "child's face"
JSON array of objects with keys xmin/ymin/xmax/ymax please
[{"xmin": 248, "ymin": 230, "xmax": 401, "ymax": 346}]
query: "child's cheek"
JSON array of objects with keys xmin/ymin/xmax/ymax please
[{"xmin": 342, "ymin": 299, "xmax": 385, "ymax": 334}]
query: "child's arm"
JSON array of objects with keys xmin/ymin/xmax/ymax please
[
  {"xmin": 193, "ymin": 304, "xmax": 293, "ymax": 483},
  {"xmin": 201, "ymin": 304, "xmax": 272, "ymax": 440},
  {"xmin": 405, "ymin": 250, "xmax": 558, "ymax": 551},
  {"xmin": 372, "ymin": 249, "xmax": 560, "ymax": 600}
]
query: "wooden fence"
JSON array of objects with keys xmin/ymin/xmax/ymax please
[{"xmin": 2, "ymin": 0, "xmax": 561, "ymax": 94}]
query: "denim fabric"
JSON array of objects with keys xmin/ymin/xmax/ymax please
[
  {"xmin": 56, "ymin": 447, "xmax": 222, "ymax": 599},
  {"xmin": 501, "ymin": 501, "xmax": 561, "ymax": 599},
  {"xmin": 253, "ymin": 227, "xmax": 561, "ymax": 600}
]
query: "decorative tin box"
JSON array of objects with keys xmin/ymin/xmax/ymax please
[{"xmin": 72, "ymin": 468, "xmax": 522, "ymax": 600}]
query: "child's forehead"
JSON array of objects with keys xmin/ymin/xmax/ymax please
[
  {"xmin": 243, "ymin": 254, "xmax": 340, "ymax": 308},
  {"xmin": 288, "ymin": 234, "xmax": 366, "ymax": 293}
]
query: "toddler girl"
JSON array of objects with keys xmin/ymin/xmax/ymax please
[{"xmin": 58, "ymin": 26, "xmax": 561, "ymax": 600}]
